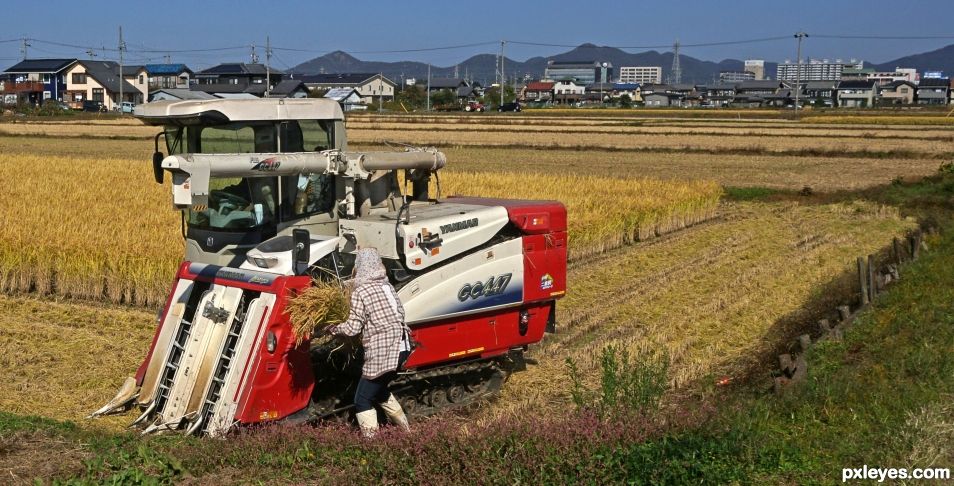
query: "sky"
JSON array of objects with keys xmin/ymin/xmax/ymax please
[{"xmin": 3, "ymin": 0, "xmax": 954, "ymax": 70}]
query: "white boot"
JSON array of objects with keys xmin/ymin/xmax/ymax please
[
  {"xmin": 355, "ymin": 409, "xmax": 379, "ymax": 438},
  {"xmin": 380, "ymin": 394, "xmax": 411, "ymax": 432}
]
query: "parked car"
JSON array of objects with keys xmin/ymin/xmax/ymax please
[
  {"xmin": 82, "ymin": 100, "xmax": 107, "ymax": 113},
  {"xmin": 118, "ymin": 101, "xmax": 136, "ymax": 114},
  {"xmin": 464, "ymin": 101, "xmax": 485, "ymax": 112},
  {"xmin": 497, "ymin": 102, "xmax": 521, "ymax": 112}
]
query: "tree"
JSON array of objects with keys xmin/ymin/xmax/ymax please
[
  {"xmin": 481, "ymin": 85, "xmax": 516, "ymax": 107},
  {"xmin": 618, "ymin": 94, "xmax": 632, "ymax": 109}
]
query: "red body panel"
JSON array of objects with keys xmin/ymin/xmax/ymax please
[{"xmin": 447, "ymin": 196, "xmax": 568, "ymax": 234}]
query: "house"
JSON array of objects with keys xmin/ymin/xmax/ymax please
[
  {"xmin": 192, "ymin": 63, "xmax": 283, "ymax": 97},
  {"xmin": 612, "ymin": 83, "xmax": 641, "ymax": 102},
  {"xmin": 552, "ymin": 79, "xmax": 585, "ymax": 104},
  {"xmin": 733, "ymin": 80, "xmax": 783, "ymax": 106},
  {"xmin": 426, "ymin": 77, "xmax": 468, "ymax": 91},
  {"xmin": 643, "ymin": 92, "xmax": 685, "ymax": 107},
  {"xmin": 1, "ymin": 58, "xmax": 76, "ymax": 105},
  {"xmin": 144, "ymin": 64, "xmax": 193, "ymax": 90},
  {"xmin": 916, "ymin": 78, "xmax": 950, "ymax": 105},
  {"xmin": 323, "ymin": 87, "xmax": 365, "ymax": 111},
  {"xmin": 298, "ymin": 73, "xmax": 395, "ymax": 103},
  {"xmin": 119, "ymin": 65, "xmax": 150, "ymax": 102},
  {"xmin": 521, "ymin": 81, "xmax": 554, "ymax": 102},
  {"xmin": 149, "ymin": 88, "xmax": 216, "ymax": 102},
  {"xmin": 836, "ymin": 80, "xmax": 876, "ymax": 108},
  {"xmin": 63, "ymin": 60, "xmax": 143, "ymax": 110},
  {"xmin": 456, "ymin": 85, "xmax": 479, "ymax": 102},
  {"xmin": 638, "ymin": 83, "xmax": 670, "ymax": 96},
  {"xmin": 877, "ymin": 80, "xmax": 916, "ymax": 105},
  {"xmin": 269, "ymin": 80, "xmax": 309, "ymax": 99},
  {"xmin": 762, "ymin": 88, "xmax": 797, "ymax": 107},
  {"xmin": 703, "ymin": 83, "xmax": 736, "ymax": 106},
  {"xmin": 585, "ymin": 82, "xmax": 615, "ymax": 103},
  {"xmin": 803, "ymin": 81, "xmax": 838, "ymax": 106},
  {"xmin": 667, "ymin": 83, "xmax": 702, "ymax": 106}
]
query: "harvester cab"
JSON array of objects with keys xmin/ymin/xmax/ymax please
[{"xmin": 91, "ymin": 98, "xmax": 567, "ymax": 437}]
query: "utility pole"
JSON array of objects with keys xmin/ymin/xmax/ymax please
[
  {"xmin": 378, "ymin": 73, "xmax": 383, "ymax": 111},
  {"xmin": 426, "ymin": 63, "xmax": 431, "ymax": 111},
  {"xmin": 265, "ymin": 36, "xmax": 272, "ymax": 98},
  {"xmin": 794, "ymin": 31, "xmax": 808, "ymax": 115},
  {"xmin": 250, "ymin": 45, "xmax": 259, "ymax": 64},
  {"xmin": 20, "ymin": 37, "xmax": 30, "ymax": 61},
  {"xmin": 500, "ymin": 40, "xmax": 506, "ymax": 107},
  {"xmin": 670, "ymin": 39, "xmax": 682, "ymax": 84},
  {"xmin": 118, "ymin": 26, "xmax": 126, "ymax": 114}
]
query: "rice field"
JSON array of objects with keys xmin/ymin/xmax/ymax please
[{"xmin": 0, "ymin": 110, "xmax": 937, "ymax": 433}]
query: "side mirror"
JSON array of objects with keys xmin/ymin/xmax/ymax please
[
  {"xmin": 152, "ymin": 152, "xmax": 164, "ymax": 184},
  {"xmin": 292, "ymin": 229, "xmax": 310, "ymax": 276}
]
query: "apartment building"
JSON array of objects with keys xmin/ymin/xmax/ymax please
[{"xmin": 618, "ymin": 66, "xmax": 662, "ymax": 84}]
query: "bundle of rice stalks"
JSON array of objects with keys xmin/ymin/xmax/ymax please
[{"xmin": 285, "ymin": 280, "xmax": 351, "ymax": 345}]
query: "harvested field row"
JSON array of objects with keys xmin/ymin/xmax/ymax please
[
  {"xmin": 0, "ymin": 295, "xmax": 155, "ymax": 431},
  {"xmin": 802, "ymin": 115, "xmax": 954, "ymax": 125},
  {"xmin": 493, "ymin": 200, "xmax": 917, "ymax": 416},
  {"xmin": 0, "ymin": 123, "xmax": 156, "ymax": 139},
  {"xmin": 0, "ymin": 153, "xmax": 718, "ymax": 305},
  {"xmin": 349, "ymin": 114, "xmax": 954, "ymax": 131},
  {"xmin": 346, "ymin": 121, "xmax": 954, "ymax": 141},
  {"xmin": 417, "ymin": 146, "xmax": 942, "ymax": 191},
  {"xmin": 347, "ymin": 128, "xmax": 954, "ymax": 158}
]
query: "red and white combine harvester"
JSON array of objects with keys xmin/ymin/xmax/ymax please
[{"xmin": 90, "ymin": 99, "xmax": 566, "ymax": 436}]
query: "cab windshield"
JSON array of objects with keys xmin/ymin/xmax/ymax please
[
  {"xmin": 189, "ymin": 177, "xmax": 278, "ymax": 230},
  {"xmin": 164, "ymin": 120, "xmax": 335, "ymax": 231}
]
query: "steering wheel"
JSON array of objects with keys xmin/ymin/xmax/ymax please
[{"xmin": 209, "ymin": 190, "xmax": 250, "ymax": 209}]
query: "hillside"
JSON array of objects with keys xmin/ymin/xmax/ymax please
[
  {"xmin": 873, "ymin": 43, "xmax": 954, "ymax": 75},
  {"xmin": 290, "ymin": 43, "xmax": 772, "ymax": 84}
]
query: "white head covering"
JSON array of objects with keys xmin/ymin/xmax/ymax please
[{"xmin": 352, "ymin": 248, "xmax": 387, "ymax": 285}]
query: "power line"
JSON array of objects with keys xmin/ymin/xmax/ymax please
[{"xmin": 813, "ymin": 34, "xmax": 954, "ymax": 40}]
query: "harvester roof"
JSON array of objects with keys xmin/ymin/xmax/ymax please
[{"xmin": 134, "ymin": 98, "xmax": 345, "ymax": 126}]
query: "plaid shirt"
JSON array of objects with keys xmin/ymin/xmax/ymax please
[{"xmin": 329, "ymin": 281, "xmax": 409, "ymax": 379}]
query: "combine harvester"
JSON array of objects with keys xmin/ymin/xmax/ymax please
[{"xmin": 90, "ymin": 98, "xmax": 567, "ymax": 436}]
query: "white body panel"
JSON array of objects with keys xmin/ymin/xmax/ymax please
[
  {"xmin": 399, "ymin": 238, "xmax": 524, "ymax": 324},
  {"xmin": 342, "ymin": 203, "xmax": 510, "ymax": 270},
  {"xmin": 206, "ymin": 294, "xmax": 276, "ymax": 437},
  {"xmin": 239, "ymin": 235, "xmax": 342, "ymax": 275},
  {"xmin": 158, "ymin": 286, "xmax": 243, "ymax": 424},
  {"xmin": 138, "ymin": 278, "xmax": 197, "ymax": 406}
]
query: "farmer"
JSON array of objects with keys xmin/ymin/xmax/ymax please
[{"xmin": 327, "ymin": 248, "xmax": 413, "ymax": 437}]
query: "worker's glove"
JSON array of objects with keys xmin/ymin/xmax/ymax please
[{"xmin": 323, "ymin": 325, "xmax": 337, "ymax": 336}]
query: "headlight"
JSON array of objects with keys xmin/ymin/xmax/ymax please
[{"xmin": 246, "ymin": 253, "xmax": 279, "ymax": 268}]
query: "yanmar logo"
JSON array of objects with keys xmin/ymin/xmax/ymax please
[
  {"xmin": 440, "ymin": 218, "xmax": 478, "ymax": 234},
  {"xmin": 250, "ymin": 157, "xmax": 281, "ymax": 171}
]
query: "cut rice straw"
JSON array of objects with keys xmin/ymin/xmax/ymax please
[{"xmin": 284, "ymin": 279, "xmax": 351, "ymax": 346}]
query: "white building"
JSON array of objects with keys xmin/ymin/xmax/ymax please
[
  {"xmin": 744, "ymin": 60, "xmax": 765, "ymax": 80},
  {"xmin": 868, "ymin": 68, "xmax": 918, "ymax": 85},
  {"xmin": 776, "ymin": 59, "xmax": 865, "ymax": 82},
  {"xmin": 618, "ymin": 66, "xmax": 662, "ymax": 84}
]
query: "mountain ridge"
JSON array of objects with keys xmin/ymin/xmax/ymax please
[{"xmin": 290, "ymin": 43, "xmax": 954, "ymax": 85}]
